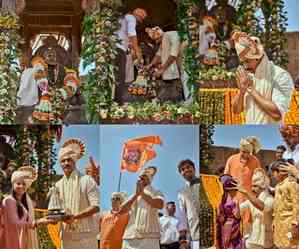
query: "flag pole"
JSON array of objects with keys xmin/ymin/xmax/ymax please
[{"xmin": 117, "ymin": 171, "xmax": 122, "ymax": 192}]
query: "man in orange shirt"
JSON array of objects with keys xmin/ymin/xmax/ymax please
[
  {"xmin": 224, "ymin": 136, "xmax": 262, "ymax": 233},
  {"xmin": 99, "ymin": 192, "xmax": 129, "ymax": 249}
]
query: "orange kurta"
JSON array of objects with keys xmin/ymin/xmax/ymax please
[
  {"xmin": 224, "ymin": 153, "xmax": 261, "ymax": 233},
  {"xmin": 100, "ymin": 211, "xmax": 129, "ymax": 249}
]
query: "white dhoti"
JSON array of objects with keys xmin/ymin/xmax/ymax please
[
  {"xmin": 122, "ymin": 239, "xmax": 160, "ymax": 249},
  {"xmin": 62, "ymin": 232, "xmax": 98, "ymax": 249},
  {"xmin": 181, "ymin": 70, "xmax": 194, "ymax": 104},
  {"xmin": 191, "ymin": 241, "xmax": 199, "ymax": 249},
  {"xmin": 125, "ymin": 54, "xmax": 134, "ymax": 83}
]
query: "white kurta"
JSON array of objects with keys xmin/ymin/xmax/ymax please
[
  {"xmin": 191, "ymin": 241, "xmax": 200, "ymax": 249},
  {"xmin": 240, "ymin": 190, "xmax": 274, "ymax": 249},
  {"xmin": 122, "ymin": 185, "xmax": 164, "ymax": 249},
  {"xmin": 56, "ymin": 172, "xmax": 100, "ymax": 249},
  {"xmin": 244, "ymin": 60, "xmax": 294, "ymax": 124},
  {"xmin": 122, "ymin": 238, "xmax": 160, "ymax": 249},
  {"xmin": 159, "ymin": 215, "xmax": 180, "ymax": 245},
  {"xmin": 156, "ymin": 31, "xmax": 180, "ymax": 80},
  {"xmin": 17, "ymin": 67, "xmax": 40, "ymax": 107},
  {"xmin": 116, "ymin": 14, "xmax": 137, "ymax": 52},
  {"xmin": 177, "ymin": 181, "xmax": 199, "ymax": 242},
  {"xmin": 125, "ymin": 53, "xmax": 134, "ymax": 83}
]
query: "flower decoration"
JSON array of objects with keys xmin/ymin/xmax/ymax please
[{"xmin": 0, "ymin": 10, "xmax": 23, "ymax": 123}]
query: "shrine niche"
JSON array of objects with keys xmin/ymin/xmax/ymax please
[
  {"xmin": 32, "ymin": 35, "xmax": 72, "ymax": 68},
  {"xmin": 22, "ymin": 0, "xmax": 83, "ymax": 68},
  {"xmin": 31, "ymin": 35, "xmax": 71, "ymax": 87},
  {"xmin": 11, "ymin": 0, "xmax": 87, "ymax": 124}
]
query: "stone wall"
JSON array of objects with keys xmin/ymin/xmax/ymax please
[{"xmin": 286, "ymin": 32, "xmax": 299, "ymax": 85}]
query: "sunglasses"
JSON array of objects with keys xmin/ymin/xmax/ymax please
[{"xmin": 111, "ymin": 197, "xmax": 121, "ymax": 201}]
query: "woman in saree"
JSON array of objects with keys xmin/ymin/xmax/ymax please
[{"xmin": 217, "ymin": 174, "xmax": 242, "ymax": 249}]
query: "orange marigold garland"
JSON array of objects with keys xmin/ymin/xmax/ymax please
[
  {"xmin": 201, "ymin": 174, "xmax": 223, "ymax": 247},
  {"xmin": 284, "ymin": 92, "xmax": 299, "ymax": 125}
]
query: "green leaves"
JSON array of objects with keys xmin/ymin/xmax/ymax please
[
  {"xmin": 81, "ymin": 5, "xmax": 121, "ymax": 123},
  {"xmin": 0, "ymin": 12, "xmax": 22, "ymax": 123}
]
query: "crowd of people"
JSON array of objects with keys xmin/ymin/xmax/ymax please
[
  {"xmin": 0, "ymin": 137, "xmax": 200, "ymax": 249},
  {"xmin": 202, "ymin": 125, "xmax": 299, "ymax": 249},
  {"xmin": 98, "ymin": 158, "xmax": 200, "ymax": 249},
  {"xmin": 113, "ymin": 2, "xmax": 295, "ymax": 124}
]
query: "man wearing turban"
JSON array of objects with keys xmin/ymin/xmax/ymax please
[
  {"xmin": 231, "ymin": 31, "xmax": 294, "ymax": 124},
  {"xmin": 99, "ymin": 192, "xmax": 129, "ymax": 249},
  {"xmin": 224, "ymin": 136, "xmax": 262, "ymax": 233},
  {"xmin": 238, "ymin": 168, "xmax": 274, "ymax": 249},
  {"xmin": 54, "ymin": 139, "xmax": 100, "ymax": 249},
  {"xmin": 118, "ymin": 166, "xmax": 164, "ymax": 249}
]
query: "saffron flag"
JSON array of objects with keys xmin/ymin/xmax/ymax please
[{"xmin": 120, "ymin": 136, "xmax": 162, "ymax": 172}]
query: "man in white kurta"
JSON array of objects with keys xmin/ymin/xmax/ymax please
[
  {"xmin": 177, "ymin": 160, "xmax": 199, "ymax": 249},
  {"xmin": 146, "ymin": 27, "xmax": 183, "ymax": 102},
  {"xmin": 114, "ymin": 8, "xmax": 147, "ymax": 103},
  {"xmin": 159, "ymin": 201, "xmax": 180, "ymax": 249},
  {"xmin": 239, "ymin": 168, "xmax": 274, "ymax": 249},
  {"xmin": 55, "ymin": 139, "xmax": 100, "ymax": 249},
  {"xmin": 232, "ymin": 31, "xmax": 294, "ymax": 124},
  {"xmin": 120, "ymin": 166, "xmax": 164, "ymax": 249}
]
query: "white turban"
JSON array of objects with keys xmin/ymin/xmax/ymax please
[
  {"xmin": 11, "ymin": 166, "xmax": 38, "ymax": 190},
  {"xmin": 58, "ymin": 139, "xmax": 85, "ymax": 163},
  {"xmin": 240, "ymin": 136, "xmax": 261, "ymax": 155},
  {"xmin": 58, "ymin": 147, "xmax": 78, "ymax": 163},
  {"xmin": 252, "ymin": 168, "xmax": 270, "ymax": 189},
  {"xmin": 232, "ymin": 31, "xmax": 264, "ymax": 61}
]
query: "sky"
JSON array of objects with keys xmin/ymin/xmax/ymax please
[
  {"xmin": 213, "ymin": 125, "xmax": 285, "ymax": 150},
  {"xmin": 99, "ymin": 125, "xmax": 199, "ymax": 211},
  {"xmin": 284, "ymin": 0, "xmax": 299, "ymax": 32},
  {"xmin": 53, "ymin": 125, "xmax": 199, "ymax": 213}
]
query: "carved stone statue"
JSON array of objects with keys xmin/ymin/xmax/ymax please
[
  {"xmin": 209, "ymin": 0, "xmax": 237, "ymax": 41},
  {"xmin": 32, "ymin": 36, "xmax": 73, "ymax": 89},
  {"xmin": 0, "ymin": 0, "xmax": 25, "ymax": 15}
]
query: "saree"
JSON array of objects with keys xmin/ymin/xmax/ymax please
[{"xmin": 217, "ymin": 193, "xmax": 242, "ymax": 249}]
